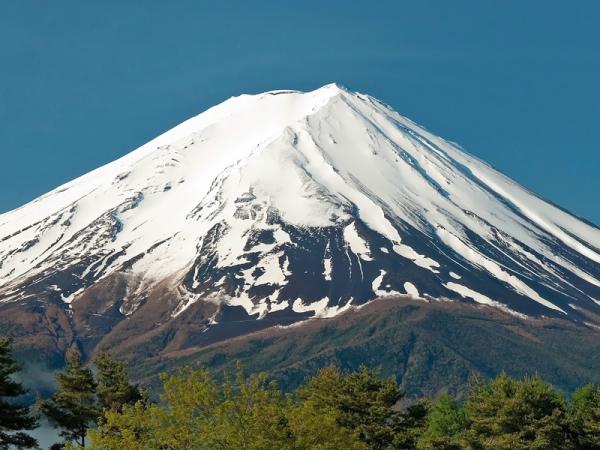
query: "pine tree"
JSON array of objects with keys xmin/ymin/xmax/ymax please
[
  {"xmin": 93, "ymin": 352, "xmax": 143, "ymax": 412},
  {"xmin": 39, "ymin": 348, "xmax": 101, "ymax": 447},
  {"xmin": 568, "ymin": 384, "xmax": 600, "ymax": 449},
  {"xmin": 0, "ymin": 337, "xmax": 38, "ymax": 450},
  {"xmin": 287, "ymin": 393, "xmax": 366, "ymax": 450},
  {"xmin": 296, "ymin": 366, "xmax": 408, "ymax": 450},
  {"xmin": 418, "ymin": 394, "xmax": 467, "ymax": 450},
  {"xmin": 463, "ymin": 373, "xmax": 573, "ymax": 450},
  {"xmin": 211, "ymin": 365, "xmax": 293, "ymax": 449}
]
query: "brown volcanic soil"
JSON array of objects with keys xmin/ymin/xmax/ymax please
[{"xmin": 0, "ymin": 297, "xmax": 74, "ymax": 368}]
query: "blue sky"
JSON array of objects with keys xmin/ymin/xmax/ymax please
[{"xmin": 1, "ymin": 0, "xmax": 599, "ymax": 225}]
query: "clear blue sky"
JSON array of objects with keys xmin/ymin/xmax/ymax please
[{"xmin": 1, "ymin": 1, "xmax": 599, "ymax": 225}]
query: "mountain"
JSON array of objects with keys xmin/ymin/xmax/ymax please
[{"xmin": 1, "ymin": 84, "xmax": 599, "ymax": 392}]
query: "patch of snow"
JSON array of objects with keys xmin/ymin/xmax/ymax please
[
  {"xmin": 292, "ymin": 297, "xmax": 329, "ymax": 314},
  {"xmin": 282, "ymin": 256, "xmax": 291, "ymax": 276},
  {"xmin": 254, "ymin": 252, "xmax": 287, "ymax": 286},
  {"xmin": 323, "ymin": 257, "xmax": 332, "ymax": 281},
  {"xmin": 172, "ymin": 286, "xmax": 202, "ymax": 317},
  {"xmin": 191, "ymin": 264, "xmax": 201, "ymax": 289},
  {"xmin": 60, "ymin": 288, "xmax": 84, "ymax": 304},
  {"xmin": 393, "ymin": 244, "xmax": 440, "ymax": 272},
  {"xmin": 403, "ymin": 282, "xmax": 420, "ymax": 298},
  {"xmin": 291, "ymin": 295, "xmax": 354, "ymax": 319},
  {"xmin": 371, "ymin": 270, "xmax": 402, "ymax": 297},
  {"xmin": 343, "ymin": 222, "xmax": 373, "ymax": 261},
  {"xmin": 444, "ymin": 282, "xmax": 526, "ymax": 318},
  {"xmin": 269, "ymin": 299, "xmax": 289, "ymax": 313}
]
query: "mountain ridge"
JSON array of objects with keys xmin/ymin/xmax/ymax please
[{"xmin": 1, "ymin": 84, "xmax": 599, "ymax": 370}]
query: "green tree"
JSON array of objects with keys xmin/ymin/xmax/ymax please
[
  {"xmin": 93, "ymin": 352, "xmax": 143, "ymax": 412},
  {"xmin": 87, "ymin": 365, "xmax": 294, "ymax": 450},
  {"xmin": 418, "ymin": 394, "xmax": 467, "ymax": 450},
  {"xmin": 287, "ymin": 384, "xmax": 366, "ymax": 450},
  {"xmin": 463, "ymin": 373, "xmax": 573, "ymax": 450},
  {"xmin": 40, "ymin": 348, "xmax": 101, "ymax": 448},
  {"xmin": 78, "ymin": 401, "xmax": 157, "ymax": 450},
  {"xmin": 392, "ymin": 399, "xmax": 431, "ymax": 449},
  {"xmin": 296, "ymin": 366, "xmax": 414, "ymax": 449},
  {"xmin": 568, "ymin": 384, "xmax": 600, "ymax": 449},
  {"xmin": 0, "ymin": 337, "xmax": 38, "ymax": 450},
  {"xmin": 210, "ymin": 366, "xmax": 292, "ymax": 449}
]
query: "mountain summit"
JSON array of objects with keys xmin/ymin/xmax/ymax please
[{"xmin": 1, "ymin": 84, "xmax": 599, "ymax": 360}]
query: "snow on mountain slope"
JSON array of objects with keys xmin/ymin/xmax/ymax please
[{"xmin": 1, "ymin": 84, "xmax": 599, "ymax": 327}]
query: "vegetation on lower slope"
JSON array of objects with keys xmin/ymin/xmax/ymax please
[{"xmin": 127, "ymin": 300, "xmax": 600, "ymax": 399}]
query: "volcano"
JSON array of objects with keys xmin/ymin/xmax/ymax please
[{"xmin": 1, "ymin": 84, "xmax": 599, "ymax": 391}]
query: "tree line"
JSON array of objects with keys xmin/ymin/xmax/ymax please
[{"xmin": 1, "ymin": 336, "xmax": 600, "ymax": 449}]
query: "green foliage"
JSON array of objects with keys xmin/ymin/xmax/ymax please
[
  {"xmin": 568, "ymin": 384, "xmax": 600, "ymax": 449},
  {"xmin": 53, "ymin": 361, "xmax": 600, "ymax": 450},
  {"xmin": 213, "ymin": 367, "xmax": 291, "ymax": 449},
  {"xmin": 0, "ymin": 337, "xmax": 38, "ymax": 450},
  {"xmin": 391, "ymin": 400, "xmax": 431, "ymax": 449},
  {"xmin": 39, "ymin": 349, "xmax": 101, "ymax": 447},
  {"xmin": 86, "ymin": 365, "xmax": 426, "ymax": 450},
  {"xmin": 418, "ymin": 394, "xmax": 467, "ymax": 450},
  {"xmin": 296, "ymin": 366, "xmax": 425, "ymax": 449},
  {"xmin": 39, "ymin": 349, "xmax": 143, "ymax": 448},
  {"xmin": 93, "ymin": 352, "xmax": 144, "ymax": 412},
  {"xmin": 87, "ymin": 364, "xmax": 295, "ymax": 449},
  {"xmin": 286, "ymin": 397, "xmax": 366, "ymax": 449},
  {"xmin": 463, "ymin": 372, "xmax": 573, "ymax": 450}
]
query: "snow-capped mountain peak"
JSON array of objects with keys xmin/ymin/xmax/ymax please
[{"xmin": 1, "ymin": 84, "xmax": 599, "ymax": 327}]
